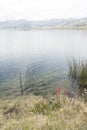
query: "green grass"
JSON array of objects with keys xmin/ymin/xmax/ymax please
[
  {"xmin": 30, "ymin": 100, "xmax": 61, "ymax": 115},
  {"xmin": 68, "ymin": 59, "xmax": 87, "ymax": 95},
  {"xmin": 0, "ymin": 95, "xmax": 87, "ymax": 130}
]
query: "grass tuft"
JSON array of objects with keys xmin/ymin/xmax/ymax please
[{"xmin": 30, "ymin": 100, "xmax": 61, "ymax": 115}]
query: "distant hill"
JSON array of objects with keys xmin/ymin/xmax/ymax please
[{"xmin": 0, "ymin": 18, "xmax": 87, "ymax": 29}]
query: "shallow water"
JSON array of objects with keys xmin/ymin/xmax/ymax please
[{"xmin": 0, "ymin": 29, "xmax": 87, "ymax": 97}]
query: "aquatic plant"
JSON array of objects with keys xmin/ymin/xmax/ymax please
[
  {"xmin": 20, "ymin": 72, "xmax": 24, "ymax": 95},
  {"xmin": 68, "ymin": 59, "xmax": 87, "ymax": 95}
]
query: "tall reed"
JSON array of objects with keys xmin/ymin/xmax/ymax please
[{"xmin": 68, "ymin": 59, "xmax": 87, "ymax": 95}]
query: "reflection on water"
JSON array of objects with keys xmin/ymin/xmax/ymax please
[{"xmin": 0, "ymin": 29, "xmax": 87, "ymax": 97}]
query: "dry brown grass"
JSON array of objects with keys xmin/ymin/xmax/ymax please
[{"xmin": 0, "ymin": 95, "xmax": 87, "ymax": 130}]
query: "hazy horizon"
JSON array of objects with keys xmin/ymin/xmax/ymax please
[{"xmin": 0, "ymin": 17, "xmax": 87, "ymax": 22}]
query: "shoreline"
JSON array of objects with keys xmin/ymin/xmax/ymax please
[{"xmin": 0, "ymin": 27, "xmax": 87, "ymax": 31}]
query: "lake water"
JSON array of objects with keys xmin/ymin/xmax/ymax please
[{"xmin": 0, "ymin": 29, "xmax": 87, "ymax": 97}]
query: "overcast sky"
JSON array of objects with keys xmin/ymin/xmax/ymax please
[{"xmin": 0, "ymin": 0, "xmax": 87, "ymax": 21}]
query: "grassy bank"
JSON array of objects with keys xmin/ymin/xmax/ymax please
[{"xmin": 0, "ymin": 95, "xmax": 87, "ymax": 130}]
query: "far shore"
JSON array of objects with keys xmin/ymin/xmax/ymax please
[{"xmin": 0, "ymin": 27, "xmax": 87, "ymax": 31}]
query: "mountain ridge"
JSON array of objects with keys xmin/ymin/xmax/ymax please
[{"xmin": 0, "ymin": 17, "xmax": 87, "ymax": 29}]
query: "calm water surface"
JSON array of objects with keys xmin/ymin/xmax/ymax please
[{"xmin": 0, "ymin": 29, "xmax": 87, "ymax": 97}]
